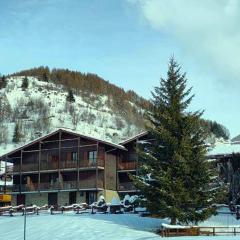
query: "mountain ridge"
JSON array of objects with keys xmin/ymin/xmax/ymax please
[{"xmin": 0, "ymin": 68, "xmax": 230, "ymax": 156}]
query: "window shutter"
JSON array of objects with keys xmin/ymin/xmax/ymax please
[
  {"xmin": 67, "ymin": 152, "xmax": 71, "ymax": 161},
  {"xmin": 84, "ymin": 152, "xmax": 88, "ymax": 161}
]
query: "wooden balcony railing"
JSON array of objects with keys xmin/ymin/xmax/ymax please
[
  {"xmin": 118, "ymin": 161, "xmax": 136, "ymax": 170},
  {"xmin": 79, "ymin": 159, "xmax": 104, "ymax": 168},
  {"xmin": 118, "ymin": 182, "xmax": 136, "ymax": 191},
  {"xmin": 12, "ymin": 159, "xmax": 105, "ymax": 173},
  {"xmin": 6, "ymin": 165, "xmax": 13, "ymax": 173},
  {"xmin": 13, "ymin": 165, "xmax": 20, "ymax": 173},
  {"xmin": 41, "ymin": 162, "xmax": 58, "ymax": 171},
  {"xmin": 12, "ymin": 179, "xmax": 104, "ymax": 192},
  {"xmin": 60, "ymin": 161, "xmax": 77, "ymax": 169},
  {"xmin": 38, "ymin": 182, "xmax": 59, "ymax": 191}
]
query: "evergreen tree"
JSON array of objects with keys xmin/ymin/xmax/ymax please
[
  {"xmin": 0, "ymin": 75, "xmax": 6, "ymax": 89},
  {"xmin": 42, "ymin": 71, "xmax": 49, "ymax": 82},
  {"xmin": 66, "ymin": 89, "xmax": 75, "ymax": 103},
  {"xmin": 12, "ymin": 122, "xmax": 21, "ymax": 143},
  {"xmin": 21, "ymin": 76, "xmax": 29, "ymax": 90},
  {"xmin": 132, "ymin": 58, "xmax": 224, "ymax": 225}
]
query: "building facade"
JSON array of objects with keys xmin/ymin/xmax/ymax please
[{"xmin": 0, "ymin": 129, "xmax": 149, "ymax": 206}]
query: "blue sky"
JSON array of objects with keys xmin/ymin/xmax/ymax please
[{"xmin": 0, "ymin": 0, "xmax": 239, "ymax": 137}]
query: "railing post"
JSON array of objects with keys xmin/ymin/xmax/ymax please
[
  {"xmin": 104, "ymin": 150, "xmax": 106, "ymax": 192},
  {"xmin": 136, "ymin": 138, "xmax": 139, "ymax": 176},
  {"xmin": 116, "ymin": 155, "xmax": 118, "ymax": 191},
  {"xmin": 96, "ymin": 142, "xmax": 99, "ymax": 189},
  {"xmin": 58, "ymin": 130, "xmax": 62, "ymax": 191},
  {"xmin": 38, "ymin": 141, "xmax": 41, "ymax": 193},
  {"xmin": 4, "ymin": 156, "xmax": 7, "ymax": 194},
  {"xmin": 77, "ymin": 137, "xmax": 80, "ymax": 191},
  {"xmin": 234, "ymin": 227, "xmax": 236, "ymax": 236},
  {"xmin": 20, "ymin": 150, "xmax": 23, "ymax": 193},
  {"xmin": 213, "ymin": 227, "xmax": 215, "ymax": 236}
]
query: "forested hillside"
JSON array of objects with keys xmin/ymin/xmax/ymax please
[
  {"xmin": 0, "ymin": 68, "xmax": 230, "ymax": 155},
  {"xmin": 0, "ymin": 74, "xmax": 147, "ymax": 155},
  {"xmin": 11, "ymin": 67, "xmax": 150, "ymax": 112}
]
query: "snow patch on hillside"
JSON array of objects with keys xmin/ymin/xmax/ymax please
[{"xmin": 0, "ymin": 76, "xmax": 143, "ymax": 155}]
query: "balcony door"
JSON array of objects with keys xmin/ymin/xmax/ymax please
[
  {"xmin": 88, "ymin": 151, "xmax": 97, "ymax": 167},
  {"xmin": 48, "ymin": 193, "xmax": 58, "ymax": 206},
  {"xmin": 69, "ymin": 191, "xmax": 77, "ymax": 204},
  {"xmin": 86, "ymin": 191, "xmax": 96, "ymax": 205},
  {"xmin": 17, "ymin": 194, "xmax": 25, "ymax": 205}
]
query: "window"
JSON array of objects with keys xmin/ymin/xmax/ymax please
[
  {"xmin": 67, "ymin": 152, "xmax": 77, "ymax": 161},
  {"xmin": 88, "ymin": 151, "xmax": 97, "ymax": 166},
  {"xmin": 79, "ymin": 191, "xmax": 84, "ymax": 197},
  {"xmin": 71, "ymin": 152, "xmax": 78, "ymax": 162}
]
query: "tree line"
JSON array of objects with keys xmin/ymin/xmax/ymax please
[{"xmin": 10, "ymin": 66, "xmax": 151, "ymax": 111}]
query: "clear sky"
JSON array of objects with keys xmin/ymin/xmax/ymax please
[{"xmin": 0, "ymin": 0, "xmax": 239, "ymax": 137}]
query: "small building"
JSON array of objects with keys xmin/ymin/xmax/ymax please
[{"xmin": 207, "ymin": 141, "xmax": 240, "ymax": 204}]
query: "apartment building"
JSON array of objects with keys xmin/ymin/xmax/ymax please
[{"xmin": 0, "ymin": 129, "xmax": 149, "ymax": 206}]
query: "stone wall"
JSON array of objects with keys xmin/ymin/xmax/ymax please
[{"xmin": 25, "ymin": 192, "xmax": 48, "ymax": 206}]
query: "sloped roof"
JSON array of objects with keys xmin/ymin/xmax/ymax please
[
  {"xmin": 119, "ymin": 131, "xmax": 149, "ymax": 145},
  {"xmin": 0, "ymin": 128, "xmax": 127, "ymax": 159},
  {"xmin": 207, "ymin": 141, "xmax": 240, "ymax": 157},
  {"xmin": 231, "ymin": 134, "xmax": 240, "ymax": 142}
]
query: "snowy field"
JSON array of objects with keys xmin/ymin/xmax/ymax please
[
  {"xmin": 1, "ymin": 208, "xmax": 240, "ymax": 240},
  {"xmin": 0, "ymin": 213, "xmax": 163, "ymax": 240}
]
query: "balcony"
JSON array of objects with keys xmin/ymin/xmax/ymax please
[
  {"xmin": 118, "ymin": 182, "xmax": 136, "ymax": 191},
  {"xmin": 13, "ymin": 163, "xmax": 38, "ymax": 173},
  {"xmin": 60, "ymin": 161, "xmax": 77, "ymax": 169},
  {"xmin": 41, "ymin": 162, "xmax": 58, "ymax": 171},
  {"xmin": 13, "ymin": 165, "xmax": 20, "ymax": 173},
  {"xmin": 12, "ymin": 159, "xmax": 105, "ymax": 173},
  {"xmin": 118, "ymin": 161, "xmax": 136, "ymax": 171},
  {"xmin": 13, "ymin": 183, "xmax": 38, "ymax": 192},
  {"xmin": 79, "ymin": 159, "xmax": 104, "ymax": 168},
  {"xmin": 12, "ymin": 179, "xmax": 104, "ymax": 192}
]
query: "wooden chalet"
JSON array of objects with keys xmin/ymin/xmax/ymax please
[
  {"xmin": 207, "ymin": 142, "xmax": 240, "ymax": 204},
  {"xmin": 0, "ymin": 129, "xmax": 151, "ymax": 206}
]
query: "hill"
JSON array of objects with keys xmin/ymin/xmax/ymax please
[
  {"xmin": 0, "ymin": 68, "xmax": 230, "ymax": 155},
  {"xmin": 0, "ymin": 74, "xmax": 147, "ymax": 155}
]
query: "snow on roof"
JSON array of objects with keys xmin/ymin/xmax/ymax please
[
  {"xmin": 119, "ymin": 131, "xmax": 149, "ymax": 145},
  {"xmin": 0, "ymin": 128, "xmax": 127, "ymax": 158},
  {"xmin": 162, "ymin": 223, "xmax": 192, "ymax": 229},
  {"xmin": 207, "ymin": 141, "xmax": 240, "ymax": 157},
  {"xmin": 58, "ymin": 128, "xmax": 127, "ymax": 150}
]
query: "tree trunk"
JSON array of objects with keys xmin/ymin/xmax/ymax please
[{"xmin": 170, "ymin": 217, "xmax": 176, "ymax": 225}]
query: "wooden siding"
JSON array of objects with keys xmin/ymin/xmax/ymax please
[{"xmin": 105, "ymin": 153, "xmax": 117, "ymax": 191}]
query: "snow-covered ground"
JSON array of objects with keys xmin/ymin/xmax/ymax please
[{"xmin": 1, "ymin": 207, "xmax": 240, "ymax": 240}]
